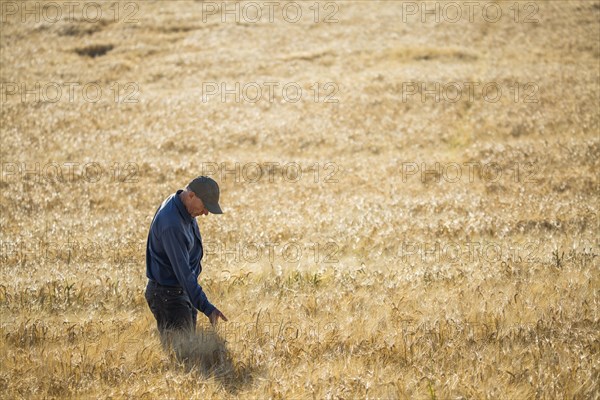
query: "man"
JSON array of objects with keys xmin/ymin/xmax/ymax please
[{"xmin": 145, "ymin": 176, "xmax": 228, "ymax": 343}]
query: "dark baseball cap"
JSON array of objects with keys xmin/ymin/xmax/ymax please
[{"xmin": 187, "ymin": 176, "xmax": 223, "ymax": 214}]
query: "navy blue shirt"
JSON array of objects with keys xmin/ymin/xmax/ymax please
[{"xmin": 146, "ymin": 190, "xmax": 216, "ymax": 317}]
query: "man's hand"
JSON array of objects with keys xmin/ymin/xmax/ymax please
[{"xmin": 209, "ymin": 308, "xmax": 228, "ymax": 326}]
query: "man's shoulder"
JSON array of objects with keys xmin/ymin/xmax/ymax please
[{"xmin": 153, "ymin": 194, "xmax": 183, "ymax": 231}]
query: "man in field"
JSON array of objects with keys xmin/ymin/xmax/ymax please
[{"xmin": 145, "ymin": 176, "xmax": 228, "ymax": 343}]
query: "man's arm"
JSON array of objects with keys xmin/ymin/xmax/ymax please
[{"xmin": 161, "ymin": 227, "xmax": 217, "ymax": 317}]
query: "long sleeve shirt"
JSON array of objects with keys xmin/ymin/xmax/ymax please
[{"xmin": 145, "ymin": 190, "xmax": 216, "ymax": 317}]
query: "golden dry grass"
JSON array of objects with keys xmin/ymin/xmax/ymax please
[{"xmin": 1, "ymin": 0, "xmax": 599, "ymax": 398}]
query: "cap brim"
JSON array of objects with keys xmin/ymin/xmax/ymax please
[{"xmin": 205, "ymin": 202, "xmax": 223, "ymax": 214}]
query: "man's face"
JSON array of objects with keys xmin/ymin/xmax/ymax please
[{"xmin": 188, "ymin": 192, "xmax": 209, "ymax": 217}]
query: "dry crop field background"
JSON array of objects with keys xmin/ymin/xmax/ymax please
[{"xmin": 0, "ymin": 0, "xmax": 599, "ymax": 398}]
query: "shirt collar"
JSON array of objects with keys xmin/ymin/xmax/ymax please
[{"xmin": 174, "ymin": 189, "xmax": 194, "ymax": 223}]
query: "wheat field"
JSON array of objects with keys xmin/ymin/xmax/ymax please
[{"xmin": 0, "ymin": 1, "xmax": 599, "ymax": 399}]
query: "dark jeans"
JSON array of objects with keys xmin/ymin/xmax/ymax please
[{"xmin": 145, "ymin": 280, "xmax": 197, "ymax": 344}]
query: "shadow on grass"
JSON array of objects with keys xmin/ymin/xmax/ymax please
[{"xmin": 164, "ymin": 325, "xmax": 260, "ymax": 394}]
